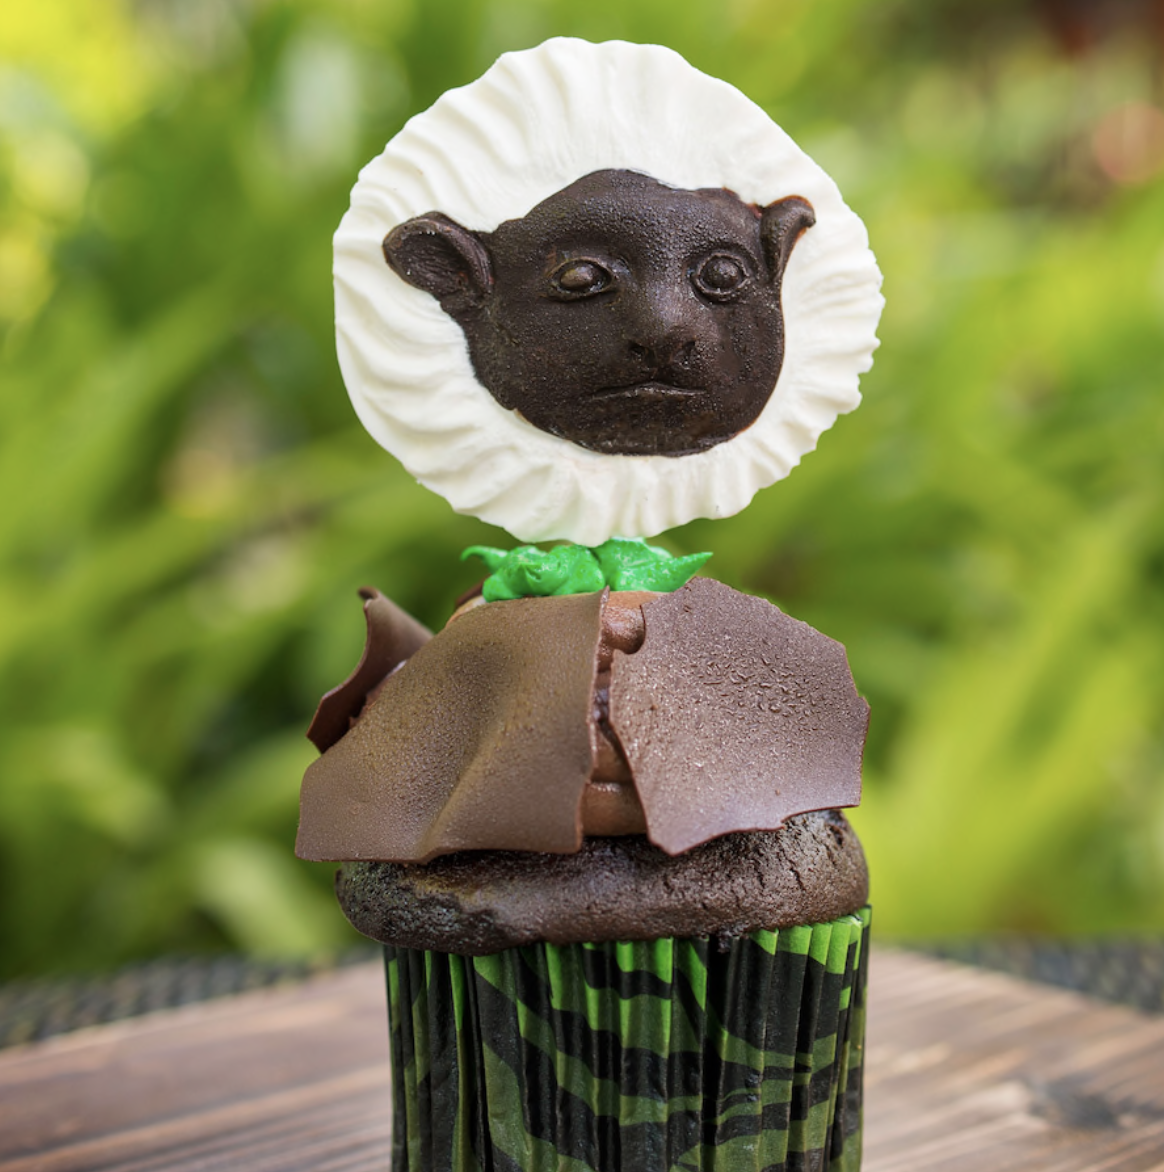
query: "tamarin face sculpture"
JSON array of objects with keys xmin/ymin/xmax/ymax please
[
  {"xmin": 383, "ymin": 169, "xmax": 815, "ymax": 457},
  {"xmin": 334, "ymin": 38, "xmax": 884, "ymax": 543}
]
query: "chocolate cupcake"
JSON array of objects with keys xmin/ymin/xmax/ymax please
[
  {"xmin": 300, "ymin": 578, "xmax": 872, "ymax": 1170},
  {"xmin": 298, "ymin": 37, "xmax": 883, "ymax": 1172}
]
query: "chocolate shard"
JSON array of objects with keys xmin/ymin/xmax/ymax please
[
  {"xmin": 306, "ymin": 588, "xmax": 433, "ymax": 753},
  {"xmin": 296, "ymin": 592, "xmax": 603, "ymax": 863},
  {"xmin": 609, "ymin": 577, "xmax": 868, "ymax": 856}
]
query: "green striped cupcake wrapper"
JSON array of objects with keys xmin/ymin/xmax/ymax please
[{"xmin": 384, "ymin": 907, "xmax": 869, "ymax": 1172}]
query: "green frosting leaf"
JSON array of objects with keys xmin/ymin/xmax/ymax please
[
  {"xmin": 460, "ymin": 545, "xmax": 510, "ymax": 573},
  {"xmin": 469, "ymin": 543, "xmax": 605, "ymax": 601},
  {"xmin": 463, "ymin": 538, "xmax": 711, "ymax": 601},
  {"xmin": 592, "ymin": 537, "xmax": 712, "ymax": 592}
]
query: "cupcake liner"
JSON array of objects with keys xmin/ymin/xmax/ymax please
[{"xmin": 385, "ymin": 907, "xmax": 869, "ymax": 1172}]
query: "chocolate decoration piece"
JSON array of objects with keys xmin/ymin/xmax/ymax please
[
  {"xmin": 306, "ymin": 588, "xmax": 432, "ymax": 753},
  {"xmin": 296, "ymin": 592, "xmax": 603, "ymax": 863},
  {"xmin": 296, "ymin": 579, "xmax": 867, "ymax": 863},
  {"xmin": 611, "ymin": 577, "xmax": 868, "ymax": 856},
  {"xmin": 335, "ymin": 813, "xmax": 869, "ymax": 954},
  {"xmin": 383, "ymin": 170, "xmax": 814, "ymax": 457}
]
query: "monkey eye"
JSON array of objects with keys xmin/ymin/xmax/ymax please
[
  {"xmin": 692, "ymin": 254, "xmax": 750, "ymax": 301},
  {"xmin": 549, "ymin": 259, "xmax": 613, "ymax": 299}
]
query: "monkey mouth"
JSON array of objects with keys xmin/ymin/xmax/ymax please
[
  {"xmin": 589, "ymin": 381, "xmax": 704, "ymax": 402},
  {"xmin": 559, "ymin": 380, "xmax": 730, "ymax": 457}
]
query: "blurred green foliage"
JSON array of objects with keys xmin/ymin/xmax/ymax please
[{"xmin": 2, "ymin": 0, "xmax": 1163, "ymax": 978}]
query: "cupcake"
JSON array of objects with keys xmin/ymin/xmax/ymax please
[{"xmin": 297, "ymin": 37, "xmax": 882, "ymax": 1172}]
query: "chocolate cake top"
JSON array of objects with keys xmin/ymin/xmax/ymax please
[{"xmin": 336, "ymin": 813, "xmax": 869, "ymax": 954}]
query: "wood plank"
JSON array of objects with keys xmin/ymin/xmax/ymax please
[
  {"xmin": 863, "ymin": 952, "xmax": 1164, "ymax": 1172},
  {"xmin": 0, "ymin": 965, "xmax": 391, "ymax": 1172},
  {"xmin": 1, "ymin": 950, "xmax": 1162, "ymax": 1170}
]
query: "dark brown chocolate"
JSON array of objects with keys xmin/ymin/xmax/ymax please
[
  {"xmin": 307, "ymin": 588, "xmax": 432, "ymax": 753},
  {"xmin": 383, "ymin": 170, "xmax": 814, "ymax": 457},
  {"xmin": 296, "ymin": 592, "xmax": 603, "ymax": 863},
  {"xmin": 335, "ymin": 812, "xmax": 868, "ymax": 954},
  {"xmin": 296, "ymin": 580, "xmax": 867, "ymax": 864},
  {"xmin": 611, "ymin": 578, "xmax": 868, "ymax": 855}
]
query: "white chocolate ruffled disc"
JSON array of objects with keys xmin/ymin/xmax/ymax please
[{"xmin": 335, "ymin": 38, "xmax": 883, "ymax": 545}]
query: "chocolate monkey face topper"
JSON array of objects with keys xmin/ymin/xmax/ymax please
[
  {"xmin": 383, "ymin": 170, "xmax": 815, "ymax": 457},
  {"xmin": 335, "ymin": 38, "xmax": 883, "ymax": 543}
]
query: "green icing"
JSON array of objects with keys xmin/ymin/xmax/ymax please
[{"xmin": 463, "ymin": 538, "xmax": 711, "ymax": 602}]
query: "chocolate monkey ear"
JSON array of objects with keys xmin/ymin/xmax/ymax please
[
  {"xmin": 760, "ymin": 196, "xmax": 815, "ymax": 282},
  {"xmin": 382, "ymin": 213, "xmax": 493, "ymax": 318}
]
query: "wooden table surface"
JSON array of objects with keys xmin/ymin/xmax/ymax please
[{"xmin": 2, "ymin": 949, "xmax": 1163, "ymax": 1171}]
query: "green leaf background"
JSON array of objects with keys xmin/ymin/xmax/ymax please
[{"xmin": 2, "ymin": 0, "xmax": 1162, "ymax": 976}]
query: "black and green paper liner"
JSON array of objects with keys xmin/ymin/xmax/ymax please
[{"xmin": 383, "ymin": 907, "xmax": 869, "ymax": 1172}]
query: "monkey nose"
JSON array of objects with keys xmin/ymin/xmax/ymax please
[{"xmin": 629, "ymin": 337, "xmax": 696, "ymax": 373}]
